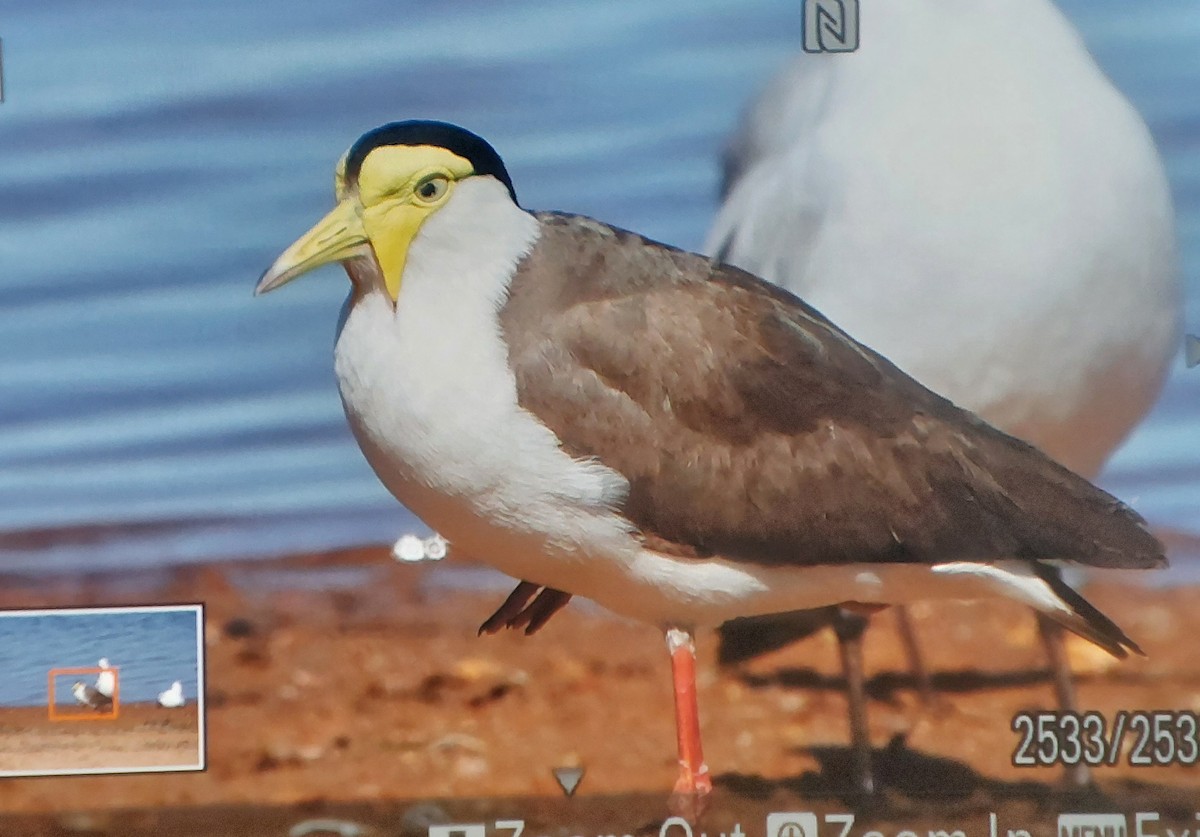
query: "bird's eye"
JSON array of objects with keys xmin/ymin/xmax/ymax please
[{"xmin": 414, "ymin": 175, "xmax": 449, "ymax": 203}]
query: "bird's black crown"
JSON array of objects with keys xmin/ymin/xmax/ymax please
[{"xmin": 344, "ymin": 120, "xmax": 517, "ymax": 203}]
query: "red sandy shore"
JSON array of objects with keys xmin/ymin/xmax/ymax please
[
  {"xmin": 0, "ymin": 546, "xmax": 1197, "ymax": 834},
  {"xmin": 0, "ymin": 703, "xmax": 201, "ymax": 773}
]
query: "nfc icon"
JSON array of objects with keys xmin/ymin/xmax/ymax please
[
  {"xmin": 767, "ymin": 813, "xmax": 819, "ymax": 837},
  {"xmin": 429, "ymin": 826, "xmax": 488, "ymax": 837},
  {"xmin": 803, "ymin": 0, "xmax": 860, "ymax": 53}
]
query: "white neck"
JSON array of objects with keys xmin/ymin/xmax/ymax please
[
  {"xmin": 401, "ymin": 176, "xmax": 539, "ymax": 312},
  {"xmin": 334, "ymin": 176, "xmax": 544, "ymax": 496}
]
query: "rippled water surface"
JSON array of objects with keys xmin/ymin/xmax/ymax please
[
  {"xmin": 1, "ymin": 1, "xmax": 1197, "ymax": 573},
  {"xmin": 0, "ymin": 607, "xmax": 202, "ymax": 707}
]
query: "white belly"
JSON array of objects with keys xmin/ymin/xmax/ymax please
[
  {"xmin": 331, "ymin": 189, "xmax": 647, "ymax": 612},
  {"xmin": 335, "ymin": 288, "xmax": 633, "ymax": 575}
]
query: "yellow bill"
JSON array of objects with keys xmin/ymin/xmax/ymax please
[{"xmin": 255, "ymin": 198, "xmax": 371, "ymax": 296}]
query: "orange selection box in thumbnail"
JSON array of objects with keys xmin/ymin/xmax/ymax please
[{"xmin": 48, "ymin": 666, "xmax": 120, "ymax": 721}]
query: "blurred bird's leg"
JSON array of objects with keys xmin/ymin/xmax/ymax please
[
  {"xmin": 893, "ymin": 606, "xmax": 935, "ymax": 705},
  {"xmin": 833, "ymin": 607, "xmax": 875, "ymax": 798},
  {"xmin": 1037, "ymin": 613, "xmax": 1091, "ymax": 787},
  {"xmin": 666, "ymin": 627, "xmax": 712, "ymax": 820}
]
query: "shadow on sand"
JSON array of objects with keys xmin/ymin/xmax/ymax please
[{"xmin": 716, "ymin": 733, "xmax": 1198, "ymax": 818}]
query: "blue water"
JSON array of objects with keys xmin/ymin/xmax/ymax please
[
  {"xmin": 0, "ymin": 1, "xmax": 1197, "ymax": 572},
  {"xmin": 0, "ymin": 608, "xmax": 202, "ymax": 707}
]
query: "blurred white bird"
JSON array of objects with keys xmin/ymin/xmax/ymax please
[
  {"xmin": 95, "ymin": 658, "xmax": 115, "ymax": 698},
  {"xmin": 157, "ymin": 680, "xmax": 185, "ymax": 708},
  {"xmin": 707, "ymin": 0, "xmax": 1180, "ymax": 795}
]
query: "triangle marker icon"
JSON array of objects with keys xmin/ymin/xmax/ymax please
[{"xmin": 552, "ymin": 766, "xmax": 585, "ymax": 797}]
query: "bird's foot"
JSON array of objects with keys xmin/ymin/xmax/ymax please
[
  {"xmin": 511, "ymin": 588, "xmax": 572, "ymax": 634},
  {"xmin": 1063, "ymin": 760, "xmax": 1093, "ymax": 789},
  {"xmin": 848, "ymin": 758, "xmax": 875, "ymax": 798},
  {"xmin": 479, "ymin": 581, "xmax": 539, "ymax": 635},
  {"xmin": 479, "ymin": 582, "xmax": 572, "ymax": 636},
  {"xmin": 668, "ymin": 763, "xmax": 712, "ymax": 822}
]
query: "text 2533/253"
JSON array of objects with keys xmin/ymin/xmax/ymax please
[{"xmin": 1012, "ymin": 710, "xmax": 1199, "ymax": 768}]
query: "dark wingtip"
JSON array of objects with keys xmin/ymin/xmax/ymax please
[
  {"xmin": 1034, "ymin": 563, "xmax": 1146, "ymax": 660},
  {"xmin": 1119, "ymin": 632, "xmax": 1147, "ymax": 658}
]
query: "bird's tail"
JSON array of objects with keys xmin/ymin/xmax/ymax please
[{"xmin": 716, "ymin": 562, "xmax": 1144, "ymax": 666}]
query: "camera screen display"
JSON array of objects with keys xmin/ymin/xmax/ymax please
[{"xmin": 0, "ymin": 1, "xmax": 1197, "ymax": 835}]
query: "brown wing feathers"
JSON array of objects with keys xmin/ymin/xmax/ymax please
[{"xmin": 499, "ymin": 213, "xmax": 1166, "ymax": 573}]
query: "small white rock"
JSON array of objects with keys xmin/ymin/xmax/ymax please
[
  {"xmin": 423, "ymin": 534, "xmax": 448, "ymax": 560},
  {"xmin": 392, "ymin": 534, "xmax": 427, "ymax": 563},
  {"xmin": 298, "ymin": 745, "xmax": 325, "ymax": 762}
]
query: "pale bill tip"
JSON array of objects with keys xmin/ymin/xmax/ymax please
[{"xmin": 254, "ymin": 261, "xmax": 292, "ymax": 297}]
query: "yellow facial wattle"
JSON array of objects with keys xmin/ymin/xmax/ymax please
[{"xmin": 256, "ymin": 143, "xmax": 475, "ymax": 303}]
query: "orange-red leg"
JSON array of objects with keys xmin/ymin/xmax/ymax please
[{"xmin": 666, "ymin": 628, "xmax": 711, "ymax": 819}]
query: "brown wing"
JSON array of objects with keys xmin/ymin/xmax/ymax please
[{"xmin": 499, "ymin": 212, "xmax": 1165, "ymax": 571}]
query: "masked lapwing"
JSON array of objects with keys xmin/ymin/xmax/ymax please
[
  {"xmin": 705, "ymin": 0, "xmax": 1180, "ymax": 794},
  {"xmin": 72, "ymin": 681, "xmax": 112, "ymax": 712},
  {"xmin": 256, "ymin": 120, "xmax": 1165, "ymax": 812}
]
